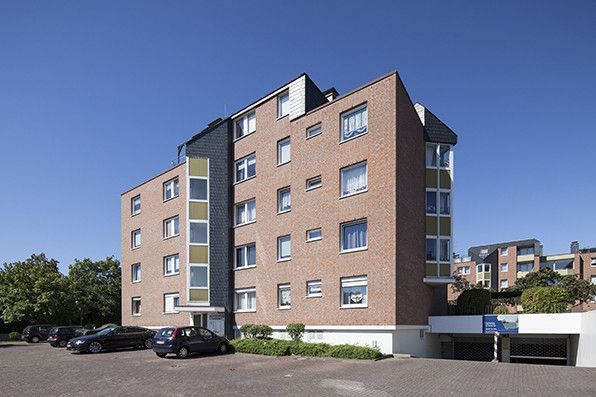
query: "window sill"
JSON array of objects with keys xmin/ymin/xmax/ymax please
[
  {"xmin": 340, "ymin": 305, "xmax": 368, "ymax": 309},
  {"xmin": 339, "ymin": 130, "xmax": 368, "ymax": 144},
  {"xmin": 276, "ymin": 160, "xmax": 291, "ymax": 167},
  {"xmin": 306, "ymin": 294, "xmax": 322, "ymax": 299},
  {"xmin": 306, "ymin": 185, "xmax": 322, "ymax": 192},
  {"xmin": 132, "ymin": 280, "xmax": 141, "ymax": 284},
  {"xmin": 131, "ymin": 212, "xmax": 141, "ymax": 217},
  {"xmin": 234, "ymin": 265, "xmax": 256, "ymax": 271},
  {"xmin": 163, "ymin": 311, "xmax": 180, "ymax": 315},
  {"xmin": 163, "ymin": 195, "xmax": 180, "ymax": 204},
  {"xmin": 340, "ymin": 189, "xmax": 368, "ymax": 200},
  {"xmin": 131, "ymin": 246, "xmax": 141, "ymax": 250},
  {"xmin": 234, "ymin": 220, "xmax": 256, "ymax": 228},
  {"xmin": 164, "ymin": 272, "xmax": 180, "ymax": 277},
  {"xmin": 163, "ymin": 234, "xmax": 180, "ymax": 241},
  {"xmin": 278, "ymin": 306, "xmax": 291, "ymax": 310},
  {"xmin": 277, "ymin": 258, "xmax": 292, "ymax": 263},
  {"xmin": 233, "ymin": 130, "xmax": 256, "ymax": 143},
  {"xmin": 306, "ymin": 132, "xmax": 322, "ymax": 140},
  {"xmin": 277, "ymin": 209, "xmax": 291, "ymax": 215},
  {"xmin": 277, "ymin": 114, "xmax": 289, "ymax": 121},
  {"xmin": 234, "ymin": 309, "xmax": 256, "ymax": 313},
  {"xmin": 340, "ymin": 247, "xmax": 368, "ymax": 255},
  {"xmin": 132, "ymin": 314, "xmax": 142, "ymax": 317},
  {"xmin": 233, "ymin": 175, "xmax": 256, "ymax": 186},
  {"xmin": 306, "ymin": 238, "xmax": 322, "ymax": 243}
]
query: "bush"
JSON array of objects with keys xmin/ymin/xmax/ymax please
[
  {"xmin": 240, "ymin": 324, "xmax": 273, "ymax": 339},
  {"xmin": 240, "ymin": 324, "xmax": 256, "ymax": 338},
  {"xmin": 289, "ymin": 341, "xmax": 331, "ymax": 357},
  {"xmin": 8, "ymin": 332, "xmax": 21, "ymax": 341},
  {"xmin": 457, "ymin": 289, "xmax": 492, "ymax": 315},
  {"xmin": 230, "ymin": 338, "xmax": 291, "ymax": 356},
  {"xmin": 493, "ymin": 305, "xmax": 508, "ymax": 314},
  {"xmin": 286, "ymin": 323, "xmax": 305, "ymax": 341},
  {"xmin": 521, "ymin": 286, "xmax": 570, "ymax": 313},
  {"xmin": 326, "ymin": 344, "xmax": 382, "ymax": 360}
]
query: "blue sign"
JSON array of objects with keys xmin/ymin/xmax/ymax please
[{"xmin": 483, "ymin": 315, "xmax": 519, "ymax": 334}]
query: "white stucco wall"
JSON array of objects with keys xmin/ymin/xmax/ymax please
[
  {"xmin": 576, "ymin": 310, "xmax": 596, "ymax": 367},
  {"xmin": 428, "ymin": 316, "xmax": 483, "ymax": 333}
]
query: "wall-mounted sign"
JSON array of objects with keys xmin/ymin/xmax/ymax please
[{"xmin": 483, "ymin": 315, "xmax": 519, "ymax": 334}]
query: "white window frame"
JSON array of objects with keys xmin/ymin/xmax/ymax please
[
  {"xmin": 500, "ymin": 247, "xmax": 509, "ymax": 256},
  {"xmin": 131, "ymin": 297, "xmax": 141, "ymax": 316},
  {"xmin": 591, "ymin": 258, "xmax": 596, "ymax": 267},
  {"xmin": 340, "ymin": 219, "xmax": 368, "ymax": 253},
  {"xmin": 306, "ymin": 228, "xmax": 322, "ymax": 242},
  {"xmin": 189, "ymin": 177, "xmax": 208, "ymax": 201},
  {"xmin": 340, "ymin": 276, "xmax": 368, "ymax": 308},
  {"xmin": 131, "ymin": 263, "xmax": 141, "ymax": 283},
  {"xmin": 234, "ymin": 199, "xmax": 256, "ymax": 226},
  {"xmin": 234, "ymin": 243, "xmax": 256, "ymax": 270},
  {"xmin": 234, "ymin": 111, "xmax": 256, "ymax": 140},
  {"xmin": 278, "ymin": 284, "xmax": 291, "ymax": 309},
  {"xmin": 189, "ymin": 264, "xmax": 209, "ymax": 290},
  {"xmin": 477, "ymin": 263, "xmax": 491, "ymax": 273},
  {"xmin": 189, "ymin": 221, "xmax": 208, "ymax": 245},
  {"xmin": 439, "ymin": 191, "xmax": 451, "ymax": 216},
  {"xmin": 164, "ymin": 293, "xmax": 180, "ymax": 314},
  {"xmin": 426, "ymin": 144, "xmax": 438, "ymax": 168},
  {"xmin": 306, "ymin": 123, "xmax": 322, "ymax": 139},
  {"xmin": 340, "ymin": 104, "xmax": 368, "ymax": 143},
  {"xmin": 425, "ymin": 189, "xmax": 437, "ymax": 215},
  {"xmin": 234, "ymin": 288, "xmax": 256, "ymax": 312},
  {"xmin": 517, "ymin": 262, "xmax": 534, "ymax": 273},
  {"xmin": 277, "ymin": 187, "xmax": 291, "ymax": 214},
  {"xmin": 163, "ymin": 177, "xmax": 179, "ymax": 201},
  {"xmin": 277, "ymin": 235, "xmax": 292, "ymax": 262},
  {"xmin": 131, "ymin": 195, "xmax": 141, "ymax": 216},
  {"xmin": 439, "ymin": 238, "xmax": 451, "ymax": 263},
  {"xmin": 458, "ymin": 266, "xmax": 470, "ymax": 275},
  {"xmin": 306, "ymin": 280, "xmax": 322, "ymax": 298},
  {"xmin": 340, "ymin": 161, "xmax": 368, "ymax": 198},
  {"xmin": 306, "ymin": 175, "xmax": 322, "ymax": 191},
  {"xmin": 500, "ymin": 279, "xmax": 508, "ymax": 289},
  {"xmin": 164, "ymin": 255, "xmax": 180, "ymax": 276},
  {"xmin": 277, "ymin": 137, "xmax": 291, "ymax": 165},
  {"xmin": 439, "ymin": 145, "xmax": 452, "ymax": 169},
  {"xmin": 500, "ymin": 263, "xmax": 508, "ymax": 272},
  {"xmin": 131, "ymin": 229, "xmax": 141, "ymax": 249},
  {"xmin": 426, "ymin": 237, "xmax": 437, "ymax": 262},
  {"xmin": 163, "ymin": 216, "xmax": 180, "ymax": 239},
  {"xmin": 277, "ymin": 90, "xmax": 290, "ymax": 118},
  {"xmin": 234, "ymin": 153, "xmax": 256, "ymax": 183}
]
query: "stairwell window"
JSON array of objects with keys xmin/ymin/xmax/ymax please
[
  {"xmin": 235, "ymin": 199, "xmax": 256, "ymax": 226},
  {"xmin": 235, "ymin": 154, "xmax": 256, "ymax": 183},
  {"xmin": 340, "ymin": 161, "xmax": 367, "ymax": 197},
  {"xmin": 277, "ymin": 137, "xmax": 291, "ymax": 165},
  {"xmin": 277, "ymin": 91, "xmax": 290, "ymax": 118},
  {"xmin": 164, "ymin": 216, "xmax": 180, "ymax": 239},
  {"xmin": 306, "ymin": 176, "xmax": 322, "ymax": 191},
  {"xmin": 341, "ymin": 276, "xmax": 368, "ymax": 308},
  {"xmin": 440, "ymin": 192, "xmax": 450, "ymax": 215},
  {"xmin": 500, "ymin": 247, "xmax": 509, "ymax": 256},
  {"xmin": 341, "ymin": 104, "xmax": 368, "ymax": 142},
  {"xmin": 426, "ymin": 238, "xmax": 437, "ymax": 261},
  {"xmin": 190, "ymin": 178, "xmax": 208, "ymax": 201},
  {"xmin": 190, "ymin": 222, "xmax": 208, "ymax": 244},
  {"xmin": 426, "ymin": 191, "xmax": 437, "ymax": 214},
  {"xmin": 306, "ymin": 123, "xmax": 322, "ymax": 139},
  {"xmin": 132, "ymin": 229, "xmax": 141, "ymax": 249},
  {"xmin": 340, "ymin": 219, "xmax": 367, "ymax": 253},
  {"xmin": 234, "ymin": 111, "xmax": 256, "ymax": 140},
  {"xmin": 440, "ymin": 239, "xmax": 450, "ymax": 262},
  {"xmin": 500, "ymin": 263, "xmax": 508, "ymax": 272},
  {"xmin": 163, "ymin": 178, "xmax": 179, "ymax": 201},
  {"xmin": 277, "ymin": 187, "xmax": 291, "ymax": 213},
  {"xmin": 500, "ymin": 280, "xmax": 508, "ymax": 289}
]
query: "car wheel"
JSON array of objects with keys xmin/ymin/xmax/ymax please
[
  {"xmin": 144, "ymin": 338, "xmax": 154, "ymax": 349},
  {"xmin": 176, "ymin": 346, "xmax": 189, "ymax": 359},
  {"xmin": 155, "ymin": 352, "xmax": 167, "ymax": 358},
  {"xmin": 218, "ymin": 343, "xmax": 228, "ymax": 355},
  {"xmin": 89, "ymin": 341, "xmax": 103, "ymax": 353},
  {"xmin": 58, "ymin": 340, "xmax": 67, "ymax": 348},
  {"xmin": 31, "ymin": 336, "xmax": 40, "ymax": 343}
]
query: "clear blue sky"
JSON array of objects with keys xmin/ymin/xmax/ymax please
[{"xmin": 1, "ymin": 1, "xmax": 595, "ymax": 273}]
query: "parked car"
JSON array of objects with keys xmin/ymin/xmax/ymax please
[
  {"xmin": 22, "ymin": 325, "xmax": 54, "ymax": 343},
  {"xmin": 153, "ymin": 326, "xmax": 229, "ymax": 358},
  {"xmin": 47, "ymin": 326, "xmax": 86, "ymax": 347},
  {"xmin": 66, "ymin": 326, "xmax": 156, "ymax": 353}
]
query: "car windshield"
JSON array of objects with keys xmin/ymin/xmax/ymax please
[
  {"xmin": 50, "ymin": 328, "xmax": 59, "ymax": 334},
  {"xmin": 158, "ymin": 328, "xmax": 175, "ymax": 337},
  {"xmin": 96, "ymin": 327, "xmax": 116, "ymax": 336}
]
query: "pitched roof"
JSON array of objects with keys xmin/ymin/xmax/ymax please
[{"xmin": 415, "ymin": 103, "xmax": 458, "ymax": 145}]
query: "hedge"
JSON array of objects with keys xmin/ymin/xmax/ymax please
[
  {"xmin": 8, "ymin": 332, "xmax": 21, "ymax": 341},
  {"xmin": 239, "ymin": 324, "xmax": 273, "ymax": 339},
  {"xmin": 493, "ymin": 305, "xmax": 508, "ymax": 314},
  {"xmin": 230, "ymin": 338, "xmax": 381, "ymax": 360},
  {"xmin": 457, "ymin": 289, "xmax": 491, "ymax": 315},
  {"xmin": 286, "ymin": 323, "xmax": 305, "ymax": 341},
  {"xmin": 521, "ymin": 286, "xmax": 570, "ymax": 313}
]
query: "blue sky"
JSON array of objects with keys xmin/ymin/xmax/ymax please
[{"xmin": 1, "ymin": 1, "xmax": 595, "ymax": 273}]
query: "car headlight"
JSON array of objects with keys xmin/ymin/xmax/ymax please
[{"xmin": 75, "ymin": 340, "xmax": 85, "ymax": 345}]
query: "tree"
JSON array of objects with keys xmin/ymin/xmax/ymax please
[
  {"xmin": 450, "ymin": 272, "xmax": 471, "ymax": 293},
  {"xmin": 513, "ymin": 267, "xmax": 596, "ymax": 304},
  {"xmin": 0, "ymin": 254, "xmax": 74, "ymax": 324},
  {"xmin": 68, "ymin": 257, "xmax": 121, "ymax": 326}
]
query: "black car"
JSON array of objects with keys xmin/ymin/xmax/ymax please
[
  {"xmin": 153, "ymin": 326, "xmax": 229, "ymax": 358},
  {"xmin": 47, "ymin": 326, "xmax": 86, "ymax": 347},
  {"xmin": 22, "ymin": 324, "xmax": 54, "ymax": 343},
  {"xmin": 66, "ymin": 326, "xmax": 156, "ymax": 353}
]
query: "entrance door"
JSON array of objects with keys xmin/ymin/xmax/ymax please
[{"xmin": 192, "ymin": 314, "xmax": 204, "ymax": 327}]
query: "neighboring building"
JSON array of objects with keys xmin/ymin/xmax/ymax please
[
  {"xmin": 121, "ymin": 71, "xmax": 459, "ymax": 354},
  {"xmin": 449, "ymin": 239, "xmax": 596, "ymax": 303}
]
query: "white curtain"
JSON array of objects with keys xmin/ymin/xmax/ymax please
[
  {"xmin": 343, "ymin": 107, "xmax": 368, "ymax": 136},
  {"xmin": 238, "ymin": 293, "xmax": 247, "ymax": 310},
  {"xmin": 247, "ymin": 112, "xmax": 256, "ymax": 133},
  {"xmin": 280, "ymin": 190, "xmax": 291, "ymax": 210},
  {"xmin": 343, "ymin": 164, "xmax": 366, "ymax": 195},
  {"xmin": 247, "ymin": 200, "xmax": 256, "ymax": 221},
  {"xmin": 280, "ymin": 237, "xmax": 291, "ymax": 258},
  {"xmin": 248, "ymin": 292, "xmax": 256, "ymax": 309},
  {"xmin": 343, "ymin": 222, "xmax": 367, "ymax": 250}
]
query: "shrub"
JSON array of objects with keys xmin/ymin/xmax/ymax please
[
  {"xmin": 240, "ymin": 324, "xmax": 272, "ymax": 339},
  {"xmin": 230, "ymin": 338, "xmax": 291, "ymax": 356},
  {"xmin": 493, "ymin": 305, "xmax": 508, "ymax": 314},
  {"xmin": 457, "ymin": 289, "xmax": 491, "ymax": 315},
  {"xmin": 8, "ymin": 332, "xmax": 21, "ymax": 341},
  {"xmin": 286, "ymin": 323, "xmax": 305, "ymax": 341},
  {"xmin": 240, "ymin": 324, "xmax": 256, "ymax": 338},
  {"xmin": 521, "ymin": 286, "xmax": 570, "ymax": 313},
  {"xmin": 326, "ymin": 344, "xmax": 382, "ymax": 360},
  {"xmin": 289, "ymin": 341, "xmax": 331, "ymax": 357}
]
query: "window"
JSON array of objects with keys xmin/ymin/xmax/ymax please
[
  {"xmin": 131, "ymin": 229, "xmax": 141, "ymax": 249},
  {"xmin": 306, "ymin": 176, "xmax": 322, "ymax": 191},
  {"xmin": 235, "ymin": 288, "xmax": 256, "ymax": 312},
  {"xmin": 591, "ymin": 276, "xmax": 596, "ymax": 285},
  {"xmin": 341, "ymin": 219, "xmax": 367, "ymax": 252},
  {"xmin": 131, "ymin": 263, "xmax": 141, "ymax": 282},
  {"xmin": 277, "ymin": 137, "xmax": 291, "ymax": 165},
  {"xmin": 518, "ymin": 246, "xmax": 535, "ymax": 256},
  {"xmin": 163, "ymin": 178, "xmax": 179, "ymax": 201},
  {"xmin": 164, "ymin": 216, "xmax": 180, "ymax": 238},
  {"xmin": 341, "ymin": 276, "xmax": 367, "ymax": 307},
  {"xmin": 131, "ymin": 297, "xmax": 141, "ymax": 316},
  {"xmin": 517, "ymin": 262, "xmax": 534, "ymax": 272},
  {"xmin": 477, "ymin": 263, "xmax": 490, "ymax": 273},
  {"xmin": 500, "ymin": 247, "xmax": 509, "ymax": 256},
  {"xmin": 234, "ymin": 111, "xmax": 256, "ymax": 139},
  {"xmin": 131, "ymin": 195, "xmax": 141, "ymax": 215},
  {"xmin": 426, "ymin": 191, "xmax": 437, "ymax": 214},
  {"xmin": 439, "ymin": 192, "xmax": 450, "ymax": 215},
  {"xmin": 480, "ymin": 249, "xmax": 489, "ymax": 254},
  {"xmin": 426, "ymin": 238, "xmax": 437, "ymax": 261},
  {"xmin": 306, "ymin": 123, "xmax": 322, "ymax": 138},
  {"xmin": 190, "ymin": 179, "xmax": 208, "ymax": 200},
  {"xmin": 235, "ymin": 243, "xmax": 256, "ymax": 269},
  {"xmin": 189, "ymin": 266, "xmax": 208, "ymax": 288},
  {"xmin": 278, "ymin": 235, "xmax": 291, "ymax": 261},
  {"xmin": 164, "ymin": 255, "xmax": 180, "ymax": 276},
  {"xmin": 590, "ymin": 258, "xmax": 596, "ymax": 267},
  {"xmin": 479, "ymin": 280, "xmax": 491, "ymax": 288},
  {"xmin": 426, "ymin": 144, "xmax": 438, "ymax": 168},
  {"xmin": 306, "ymin": 280, "xmax": 322, "ymax": 297},
  {"xmin": 277, "ymin": 91, "xmax": 290, "ymax": 118},
  {"xmin": 440, "ymin": 239, "xmax": 450, "ymax": 262},
  {"xmin": 500, "ymin": 280, "xmax": 508, "ymax": 289},
  {"xmin": 277, "ymin": 187, "xmax": 291, "ymax": 213},
  {"xmin": 164, "ymin": 293, "xmax": 179, "ymax": 313},
  {"xmin": 235, "ymin": 199, "xmax": 256, "ymax": 226},
  {"xmin": 278, "ymin": 284, "xmax": 291, "ymax": 309},
  {"xmin": 190, "ymin": 222, "xmax": 208, "ymax": 244},
  {"xmin": 500, "ymin": 263, "xmax": 508, "ymax": 272},
  {"xmin": 340, "ymin": 161, "xmax": 367, "ymax": 197},
  {"xmin": 458, "ymin": 266, "xmax": 470, "ymax": 275},
  {"xmin": 341, "ymin": 104, "xmax": 368, "ymax": 142},
  {"xmin": 306, "ymin": 228, "xmax": 322, "ymax": 242},
  {"xmin": 235, "ymin": 154, "xmax": 256, "ymax": 183},
  {"xmin": 439, "ymin": 146, "xmax": 451, "ymax": 168}
]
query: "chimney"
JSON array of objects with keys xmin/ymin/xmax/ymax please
[
  {"xmin": 571, "ymin": 241, "xmax": 580, "ymax": 254},
  {"xmin": 322, "ymin": 88, "xmax": 339, "ymax": 102}
]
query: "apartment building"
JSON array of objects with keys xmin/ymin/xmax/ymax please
[
  {"xmin": 449, "ymin": 239, "xmax": 596, "ymax": 302},
  {"xmin": 121, "ymin": 71, "xmax": 459, "ymax": 354}
]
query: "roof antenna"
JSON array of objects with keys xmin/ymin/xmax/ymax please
[{"xmin": 223, "ymin": 104, "xmax": 227, "ymax": 117}]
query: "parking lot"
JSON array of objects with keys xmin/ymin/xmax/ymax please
[{"xmin": 1, "ymin": 342, "xmax": 596, "ymax": 396}]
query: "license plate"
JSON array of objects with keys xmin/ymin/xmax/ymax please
[{"xmin": 156, "ymin": 340, "xmax": 165, "ymax": 344}]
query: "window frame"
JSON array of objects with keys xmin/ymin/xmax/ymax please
[
  {"xmin": 233, "ymin": 111, "xmax": 256, "ymax": 141},
  {"xmin": 277, "ymin": 284, "xmax": 291, "ymax": 309},
  {"xmin": 163, "ymin": 293, "xmax": 180, "ymax": 314},
  {"xmin": 234, "ymin": 153, "xmax": 256, "ymax": 184},
  {"xmin": 189, "ymin": 221, "xmax": 208, "ymax": 245},
  {"xmin": 340, "ymin": 275, "xmax": 368, "ymax": 308},
  {"xmin": 277, "ymin": 90, "xmax": 290, "ymax": 119},
  {"xmin": 306, "ymin": 228, "xmax": 322, "ymax": 242},
  {"xmin": 500, "ymin": 247, "xmax": 509, "ymax": 256},
  {"xmin": 131, "ymin": 195, "xmax": 141, "ymax": 216},
  {"xmin": 500, "ymin": 279, "xmax": 508, "ymax": 289},
  {"xmin": 234, "ymin": 198, "xmax": 256, "ymax": 226},
  {"xmin": 340, "ymin": 218, "xmax": 368, "ymax": 253},
  {"xmin": 590, "ymin": 258, "xmax": 596, "ymax": 267},
  {"xmin": 500, "ymin": 263, "xmax": 508, "ymax": 272},
  {"xmin": 163, "ymin": 215, "xmax": 180, "ymax": 239},
  {"xmin": 163, "ymin": 254, "xmax": 180, "ymax": 276},
  {"xmin": 277, "ymin": 235, "xmax": 292, "ymax": 262},
  {"xmin": 306, "ymin": 123, "xmax": 322, "ymax": 139},
  {"xmin": 131, "ymin": 229, "xmax": 141, "ymax": 249},
  {"xmin": 277, "ymin": 186, "xmax": 291, "ymax": 214},
  {"xmin": 458, "ymin": 266, "xmax": 470, "ymax": 275},
  {"xmin": 234, "ymin": 288, "xmax": 257, "ymax": 312},
  {"xmin": 131, "ymin": 297, "xmax": 141, "ymax": 316},
  {"xmin": 234, "ymin": 243, "xmax": 256, "ymax": 270},
  {"xmin": 306, "ymin": 175, "xmax": 322, "ymax": 191},
  {"xmin": 131, "ymin": 263, "xmax": 141, "ymax": 283},
  {"xmin": 189, "ymin": 177, "xmax": 208, "ymax": 202},
  {"xmin": 340, "ymin": 161, "xmax": 368, "ymax": 198},
  {"xmin": 163, "ymin": 177, "xmax": 180, "ymax": 202},
  {"xmin": 189, "ymin": 264, "xmax": 209, "ymax": 289},
  {"xmin": 340, "ymin": 103, "xmax": 368, "ymax": 143},
  {"xmin": 306, "ymin": 280, "xmax": 322, "ymax": 298},
  {"xmin": 277, "ymin": 137, "xmax": 291, "ymax": 166},
  {"xmin": 426, "ymin": 190, "xmax": 437, "ymax": 215}
]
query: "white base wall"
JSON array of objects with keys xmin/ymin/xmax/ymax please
[{"xmin": 576, "ymin": 310, "xmax": 596, "ymax": 367}]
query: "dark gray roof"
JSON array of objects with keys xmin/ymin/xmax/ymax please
[
  {"xmin": 420, "ymin": 106, "xmax": 458, "ymax": 145},
  {"xmin": 468, "ymin": 239, "xmax": 541, "ymax": 262}
]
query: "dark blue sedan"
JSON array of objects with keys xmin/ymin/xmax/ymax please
[{"xmin": 153, "ymin": 326, "xmax": 229, "ymax": 358}]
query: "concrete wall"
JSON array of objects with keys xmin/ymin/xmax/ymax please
[{"xmin": 576, "ymin": 310, "xmax": 596, "ymax": 367}]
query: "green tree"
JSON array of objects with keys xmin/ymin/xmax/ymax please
[
  {"xmin": 68, "ymin": 257, "xmax": 121, "ymax": 326},
  {"xmin": 513, "ymin": 267, "xmax": 596, "ymax": 304},
  {"xmin": 0, "ymin": 253, "xmax": 74, "ymax": 324}
]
